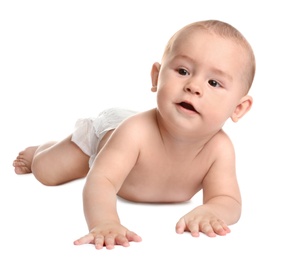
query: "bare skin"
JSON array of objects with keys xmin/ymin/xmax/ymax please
[
  {"xmin": 13, "ymin": 20, "xmax": 255, "ymax": 250},
  {"xmin": 13, "ymin": 131, "xmax": 115, "ymax": 184},
  {"xmin": 13, "ymin": 109, "xmax": 236, "ymax": 248},
  {"xmin": 14, "ymin": 146, "xmax": 38, "ymax": 174}
]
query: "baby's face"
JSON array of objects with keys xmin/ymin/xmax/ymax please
[{"xmin": 154, "ymin": 29, "xmax": 250, "ymax": 136}]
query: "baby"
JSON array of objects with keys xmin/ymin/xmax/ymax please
[{"xmin": 13, "ymin": 19, "xmax": 255, "ymax": 250}]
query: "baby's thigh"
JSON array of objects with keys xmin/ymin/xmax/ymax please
[{"xmin": 33, "ymin": 135, "xmax": 89, "ymax": 185}]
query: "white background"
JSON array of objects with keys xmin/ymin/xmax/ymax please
[{"xmin": 1, "ymin": 0, "xmax": 283, "ymax": 259}]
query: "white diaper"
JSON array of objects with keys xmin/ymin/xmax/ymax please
[{"xmin": 71, "ymin": 107, "xmax": 137, "ymax": 167}]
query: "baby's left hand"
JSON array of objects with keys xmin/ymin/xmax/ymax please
[{"xmin": 175, "ymin": 207, "xmax": 231, "ymax": 237}]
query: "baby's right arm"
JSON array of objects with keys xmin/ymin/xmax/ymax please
[
  {"xmin": 74, "ymin": 118, "xmax": 142, "ymax": 249},
  {"xmin": 75, "ymin": 172, "xmax": 141, "ymax": 249}
]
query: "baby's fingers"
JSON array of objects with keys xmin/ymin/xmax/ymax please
[
  {"xmin": 175, "ymin": 218, "xmax": 187, "ymax": 234},
  {"xmin": 126, "ymin": 230, "xmax": 142, "ymax": 243},
  {"xmin": 73, "ymin": 231, "xmax": 142, "ymax": 250},
  {"xmin": 176, "ymin": 218, "xmax": 201, "ymax": 237},
  {"xmin": 199, "ymin": 219, "xmax": 230, "ymax": 237},
  {"xmin": 210, "ymin": 219, "xmax": 231, "ymax": 236},
  {"xmin": 176, "ymin": 218, "xmax": 230, "ymax": 237},
  {"xmin": 73, "ymin": 233, "xmax": 96, "ymax": 246},
  {"xmin": 177, "ymin": 219, "xmax": 216, "ymax": 237},
  {"xmin": 74, "ymin": 234, "xmax": 106, "ymax": 249},
  {"xmin": 199, "ymin": 221, "xmax": 217, "ymax": 237}
]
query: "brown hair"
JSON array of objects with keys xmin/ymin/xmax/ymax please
[{"xmin": 162, "ymin": 20, "xmax": 256, "ymax": 92}]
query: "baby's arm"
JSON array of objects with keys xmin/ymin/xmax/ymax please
[
  {"xmin": 74, "ymin": 120, "xmax": 142, "ymax": 249},
  {"xmin": 176, "ymin": 136, "xmax": 241, "ymax": 237},
  {"xmin": 74, "ymin": 172, "xmax": 141, "ymax": 249}
]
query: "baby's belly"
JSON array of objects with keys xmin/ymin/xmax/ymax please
[{"xmin": 117, "ymin": 181, "xmax": 200, "ymax": 203}]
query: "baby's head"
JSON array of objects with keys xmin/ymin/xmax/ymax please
[
  {"xmin": 151, "ymin": 20, "xmax": 255, "ymax": 126},
  {"xmin": 162, "ymin": 20, "xmax": 256, "ymax": 94}
]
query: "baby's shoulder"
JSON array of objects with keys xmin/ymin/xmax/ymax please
[
  {"xmin": 122, "ymin": 108, "xmax": 157, "ymax": 126},
  {"xmin": 206, "ymin": 129, "xmax": 235, "ymax": 156},
  {"xmin": 116, "ymin": 109, "xmax": 157, "ymax": 142},
  {"xmin": 108, "ymin": 109, "xmax": 157, "ymax": 150}
]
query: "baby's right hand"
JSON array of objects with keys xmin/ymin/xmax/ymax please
[{"xmin": 73, "ymin": 222, "xmax": 142, "ymax": 250}]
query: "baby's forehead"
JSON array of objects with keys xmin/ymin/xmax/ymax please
[
  {"xmin": 166, "ymin": 28, "xmax": 254, "ymax": 91},
  {"xmin": 168, "ymin": 29, "xmax": 243, "ymax": 60},
  {"xmin": 165, "ymin": 28, "xmax": 218, "ymax": 56},
  {"xmin": 169, "ymin": 24, "xmax": 250, "ymax": 54},
  {"xmin": 174, "ymin": 28, "xmax": 232, "ymax": 48}
]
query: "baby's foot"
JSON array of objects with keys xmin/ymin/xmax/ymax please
[{"xmin": 13, "ymin": 146, "xmax": 38, "ymax": 174}]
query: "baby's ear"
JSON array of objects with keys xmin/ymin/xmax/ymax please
[
  {"xmin": 150, "ymin": 62, "xmax": 161, "ymax": 92},
  {"xmin": 231, "ymin": 95, "xmax": 253, "ymax": 122}
]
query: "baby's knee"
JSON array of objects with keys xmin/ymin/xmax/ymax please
[{"xmin": 31, "ymin": 156, "xmax": 61, "ymax": 186}]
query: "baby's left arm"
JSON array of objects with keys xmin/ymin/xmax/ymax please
[{"xmin": 176, "ymin": 137, "xmax": 241, "ymax": 237}]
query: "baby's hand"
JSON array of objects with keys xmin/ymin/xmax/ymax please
[
  {"xmin": 73, "ymin": 222, "xmax": 142, "ymax": 250},
  {"xmin": 175, "ymin": 207, "xmax": 231, "ymax": 237}
]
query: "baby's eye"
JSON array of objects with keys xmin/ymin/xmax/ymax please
[
  {"xmin": 178, "ymin": 68, "xmax": 189, "ymax": 76},
  {"xmin": 208, "ymin": 79, "xmax": 221, "ymax": 88}
]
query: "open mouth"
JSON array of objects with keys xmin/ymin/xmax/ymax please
[{"xmin": 179, "ymin": 102, "xmax": 198, "ymax": 113}]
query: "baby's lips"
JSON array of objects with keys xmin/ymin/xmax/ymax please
[{"xmin": 179, "ymin": 101, "xmax": 198, "ymax": 113}]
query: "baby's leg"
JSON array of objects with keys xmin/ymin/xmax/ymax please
[{"xmin": 13, "ymin": 135, "xmax": 90, "ymax": 186}]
